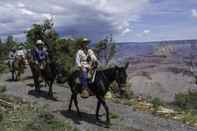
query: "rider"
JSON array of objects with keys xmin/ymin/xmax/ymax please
[
  {"xmin": 34, "ymin": 40, "xmax": 48, "ymax": 69},
  {"xmin": 16, "ymin": 45, "xmax": 26, "ymax": 67},
  {"xmin": 16, "ymin": 45, "xmax": 26, "ymax": 58},
  {"xmin": 76, "ymin": 38, "xmax": 98, "ymax": 98},
  {"xmin": 8, "ymin": 48, "xmax": 16, "ymax": 69}
]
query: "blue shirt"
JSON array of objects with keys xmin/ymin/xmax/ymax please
[{"xmin": 34, "ymin": 48, "xmax": 47, "ymax": 62}]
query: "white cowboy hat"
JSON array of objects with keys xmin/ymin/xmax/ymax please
[{"xmin": 36, "ymin": 40, "xmax": 44, "ymax": 45}]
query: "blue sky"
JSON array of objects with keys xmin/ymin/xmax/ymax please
[{"xmin": 0, "ymin": 0, "xmax": 197, "ymax": 42}]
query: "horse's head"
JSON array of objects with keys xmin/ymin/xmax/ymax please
[
  {"xmin": 26, "ymin": 49, "xmax": 34, "ymax": 63},
  {"xmin": 114, "ymin": 62, "xmax": 129, "ymax": 94}
]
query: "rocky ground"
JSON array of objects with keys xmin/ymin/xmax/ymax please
[{"xmin": 0, "ymin": 66, "xmax": 197, "ymax": 131}]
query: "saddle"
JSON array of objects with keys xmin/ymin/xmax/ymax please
[{"xmin": 36, "ymin": 60, "xmax": 47, "ymax": 70}]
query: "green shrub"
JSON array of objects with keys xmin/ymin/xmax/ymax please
[
  {"xmin": 175, "ymin": 93, "xmax": 188, "ymax": 109},
  {"xmin": 151, "ymin": 97, "xmax": 163, "ymax": 111},
  {"xmin": 0, "ymin": 63, "xmax": 7, "ymax": 73},
  {"xmin": 175, "ymin": 91, "xmax": 197, "ymax": 110}
]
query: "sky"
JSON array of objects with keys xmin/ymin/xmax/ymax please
[{"xmin": 0, "ymin": 0, "xmax": 197, "ymax": 42}]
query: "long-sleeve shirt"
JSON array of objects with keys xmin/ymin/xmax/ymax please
[
  {"xmin": 34, "ymin": 48, "xmax": 48, "ymax": 62},
  {"xmin": 9, "ymin": 52, "xmax": 16, "ymax": 60},
  {"xmin": 75, "ymin": 49, "xmax": 98, "ymax": 68},
  {"xmin": 16, "ymin": 49, "xmax": 26, "ymax": 58}
]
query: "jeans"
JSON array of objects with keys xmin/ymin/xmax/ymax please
[{"xmin": 81, "ymin": 67, "xmax": 88, "ymax": 88}]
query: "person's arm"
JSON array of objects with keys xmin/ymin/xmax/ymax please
[
  {"xmin": 8, "ymin": 52, "xmax": 12, "ymax": 59},
  {"xmin": 34, "ymin": 49, "xmax": 39, "ymax": 64},
  {"xmin": 88, "ymin": 49, "xmax": 98, "ymax": 62},
  {"xmin": 75, "ymin": 51, "xmax": 81, "ymax": 67}
]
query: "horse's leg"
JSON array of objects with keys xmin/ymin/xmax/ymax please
[
  {"xmin": 35, "ymin": 80, "xmax": 39, "ymax": 92},
  {"xmin": 96, "ymin": 100, "xmax": 101, "ymax": 120},
  {"xmin": 73, "ymin": 94, "xmax": 81, "ymax": 117},
  {"xmin": 35, "ymin": 77, "xmax": 40, "ymax": 92},
  {"xmin": 18, "ymin": 71, "xmax": 21, "ymax": 81},
  {"xmin": 98, "ymin": 96, "xmax": 110, "ymax": 125},
  {"xmin": 48, "ymin": 80, "xmax": 54, "ymax": 97},
  {"xmin": 11, "ymin": 71, "xmax": 14, "ymax": 81},
  {"xmin": 15, "ymin": 71, "xmax": 18, "ymax": 81},
  {"xmin": 68, "ymin": 94, "xmax": 74, "ymax": 111}
]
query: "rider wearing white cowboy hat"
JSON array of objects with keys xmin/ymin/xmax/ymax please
[
  {"xmin": 75, "ymin": 38, "xmax": 99, "ymax": 98},
  {"xmin": 34, "ymin": 40, "xmax": 48, "ymax": 65},
  {"xmin": 16, "ymin": 45, "xmax": 25, "ymax": 56},
  {"xmin": 16, "ymin": 45, "xmax": 26, "ymax": 61}
]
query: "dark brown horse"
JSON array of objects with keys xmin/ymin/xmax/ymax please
[
  {"xmin": 64, "ymin": 62, "xmax": 129, "ymax": 126},
  {"xmin": 26, "ymin": 49, "xmax": 56, "ymax": 97}
]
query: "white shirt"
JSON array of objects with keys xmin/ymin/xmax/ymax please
[
  {"xmin": 75, "ymin": 49, "xmax": 98, "ymax": 68},
  {"xmin": 16, "ymin": 49, "xmax": 26, "ymax": 58},
  {"xmin": 9, "ymin": 52, "xmax": 16, "ymax": 60}
]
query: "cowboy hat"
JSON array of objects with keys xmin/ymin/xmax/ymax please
[{"xmin": 36, "ymin": 40, "xmax": 44, "ymax": 45}]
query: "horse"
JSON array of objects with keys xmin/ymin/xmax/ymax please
[
  {"xmin": 65, "ymin": 62, "xmax": 129, "ymax": 126},
  {"xmin": 9, "ymin": 55, "xmax": 25, "ymax": 81},
  {"xmin": 26, "ymin": 49, "xmax": 57, "ymax": 97}
]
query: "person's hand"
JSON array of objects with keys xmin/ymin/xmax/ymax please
[{"xmin": 35, "ymin": 61, "xmax": 39, "ymax": 64}]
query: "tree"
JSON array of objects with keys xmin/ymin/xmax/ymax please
[
  {"xmin": 26, "ymin": 19, "xmax": 58, "ymax": 47},
  {"xmin": 26, "ymin": 19, "xmax": 59, "ymax": 62},
  {"xmin": 53, "ymin": 38, "xmax": 82, "ymax": 75},
  {"xmin": 95, "ymin": 34, "xmax": 116, "ymax": 65}
]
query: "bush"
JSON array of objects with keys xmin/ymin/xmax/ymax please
[
  {"xmin": 0, "ymin": 63, "xmax": 7, "ymax": 73},
  {"xmin": 175, "ymin": 91, "xmax": 197, "ymax": 110},
  {"xmin": 151, "ymin": 97, "xmax": 163, "ymax": 111},
  {"xmin": 175, "ymin": 93, "xmax": 189, "ymax": 109},
  {"xmin": 0, "ymin": 84, "xmax": 6, "ymax": 93}
]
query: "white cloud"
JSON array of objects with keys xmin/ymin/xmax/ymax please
[
  {"xmin": 20, "ymin": 8, "xmax": 36, "ymax": 16},
  {"xmin": 121, "ymin": 28, "xmax": 131, "ymax": 35},
  {"xmin": 17, "ymin": 2, "xmax": 25, "ymax": 8},
  {"xmin": 0, "ymin": 0, "xmax": 149, "ymax": 41},
  {"xmin": 192, "ymin": 9, "xmax": 197, "ymax": 18},
  {"xmin": 143, "ymin": 29, "xmax": 150, "ymax": 35}
]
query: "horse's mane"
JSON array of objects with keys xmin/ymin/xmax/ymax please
[{"xmin": 97, "ymin": 66, "xmax": 116, "ymax": 74}]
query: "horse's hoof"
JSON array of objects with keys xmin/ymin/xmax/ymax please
[
  {"xmin": 48, "ymin": 93, "xmax": 53, "ymax": 97},
  {"xmin": 96, "ymin": 117, "xmax": 100, "ymax": 121},
  {"xmin": 105, "ymin": 122, "xmax": 111, "ymax": 128},
  {"xmin": 35, "ymin": 89, "xmax": 40, "ymax": 92},
  {"xmin": 49, "ymin": 94, "xmax": 53, "ymax": 97},
  {"xmin": 78, "ymin": 113, "xmax": 82, "ymax": 118}
]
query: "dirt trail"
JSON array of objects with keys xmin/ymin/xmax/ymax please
[{"xmin": 0, "ymin": 67, "xmax": 196, "ymax": 131}]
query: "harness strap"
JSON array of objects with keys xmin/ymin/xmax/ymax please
[{"xmin": 91, "ymin": 70, "xmax": 97, "ymax": 83}]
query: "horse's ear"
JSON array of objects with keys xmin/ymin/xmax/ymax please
[{"xmin": 124, "ymin": 62, "xmax": 129, "ymax": 69}]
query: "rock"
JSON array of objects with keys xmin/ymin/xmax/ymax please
[{"xmin": 157, "ymin": 106, "xmax": 176, "ymax": 115}]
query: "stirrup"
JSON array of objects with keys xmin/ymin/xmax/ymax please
[{"xmin": 80, "ymin": 89, "xmax": 89, "ymax": 98}]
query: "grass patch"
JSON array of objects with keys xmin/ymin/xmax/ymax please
[
  {"xmin": 175, "ymin": 91, "xmax": 197, "ymax": 110},
  {"xmin": 0, "ymin": 63, "xmax": 7, "ymax": 73},
  {"xmin": 0, "ymin": 94, "xmax": 79, "ymax": 131},
  {"xmin": 110, "ymin": 112, "xmax": 120, "ymax": 119},
  {"xmin": 0, "ymin": 84, "xmax": 6, "ymax": 93}
]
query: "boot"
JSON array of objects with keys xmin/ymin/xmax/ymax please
[{"xmin": 80, "ymin": 88, "xmax": 89, "ymax": 98}]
